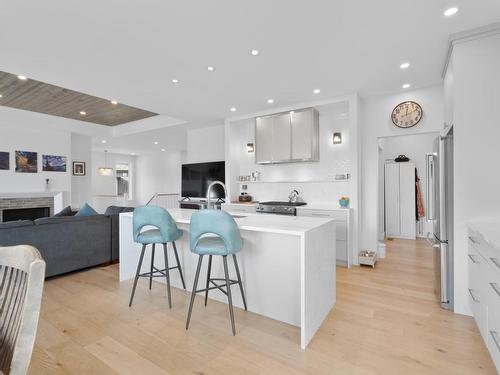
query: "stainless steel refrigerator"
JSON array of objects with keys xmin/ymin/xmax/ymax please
[{"xmin": 426, "ymin": 126, "xmax": 454, "ymax": 310}]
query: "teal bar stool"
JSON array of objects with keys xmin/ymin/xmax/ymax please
[
  {"xmin": 129, "ymin": 205, "xmax": 186, "ymax": 308},
  {"xmin": 185, "ymin": 209, "xmax": 247, "ymax": 335}
]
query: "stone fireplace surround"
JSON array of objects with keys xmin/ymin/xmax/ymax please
[{"xmin": 0, "ymin": 192, "xmax": 63, "ymax": 222}]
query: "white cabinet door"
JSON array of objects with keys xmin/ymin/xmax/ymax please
[
  {"xmin": 384, "ymin": 163, "xmax": 400, "ymax": 237},
  {"xmin": 271, "ymin": 113, "xmax": 291, "ymax": 162},
  {"xmin": 399, "ymin": 162, "xmax": 416, "ymax": 239},
  {"xmin": 291, "ymin": 109, "xmax": 313, "ymax": 160},
  {"xmin": 255, "ymin": 116, "xmax": 273, "ymax": 163}
]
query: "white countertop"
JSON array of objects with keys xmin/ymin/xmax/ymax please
[
  {"xmin": 223, "ymin": 202, "xmax": 349, "ymax": 211},
  {"xmin": 467, "ymin": 220, "xmax": 500, "ymax": 250},
  {"xmin": 121, "ymin": 208, "xmax": 335, "ymax": 236}
]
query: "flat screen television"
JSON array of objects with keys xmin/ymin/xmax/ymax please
[{"xmin": 181, "ymin": 161, "xmax": 225, "ymax": 199}]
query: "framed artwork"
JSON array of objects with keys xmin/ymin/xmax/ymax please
[
  {"xmin": 42, "ymin": 155, "xmax": 67, "ymax": 172},
  {"xmin": 0, "ymin": 152, "xmax": 9, "ymax": 170},
  {"xmin": 15, "ymin": 151, "xmax": 38, "ymax": 173},
  {"xmin": 72, "ymin": 161, "xmax": 86, "ymax": 176}
]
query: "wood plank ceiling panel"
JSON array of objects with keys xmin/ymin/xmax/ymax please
[{"xmin": 0, "ymin": 71, "xmax": 158, "ymax": 126}]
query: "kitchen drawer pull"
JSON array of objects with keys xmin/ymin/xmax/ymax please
[
  {"xmin": 490, "ymin": 257, "xmax": 500, "ymax": 270},
  {"xmin": 468, "ymin": 236, "xmax": 478, "ymax": 244},
  {"xmin": 311, "ymin": 213, "xmax": 331, "ymax": 218},
  {"xmin": 468, "ymin": 288, "xmax": 480, "ymax": 303},
  {"xmin": 468, "ymin": 254, "xmax": 479, "ymax": 264},
  {"xmin": 490, "ymin": 331, "xmax": 500, "ymax": 352},
  {"xmin": 490, "ymin": 283, "xmax": 500, "ymax": 298}
]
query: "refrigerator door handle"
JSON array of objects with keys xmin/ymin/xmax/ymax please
[{"xmin": 426, "ymin": 153, "xmax": 437, "ymax": 221}]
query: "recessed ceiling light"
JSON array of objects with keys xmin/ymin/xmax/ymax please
[
  {"xmin": 313, "ymin": 89, "xmax": 321, "ymax": 94},
  {"xmin": 154, "ymin": 141, "xmax": 159, "ymax": 145},
  {"xmin": 267, "ymin": 99, "xmax": 274, "ymax": 104},
  {"xmin": 101, "ymin": 140, "xmax": 107, "ymax": 144},
  {"xmin": 172, "ymin": 79, "xmax": 180, "ymax": 84},
  {"xmin": 402, "ymin": 83, "xmax": 411, "ymax": 89},
  {"xmin": 17, "ymin": 75, "xmax": 27, "ymax": 80},
  {"xmin": 400, "ymin": 62, "xmax": 410, "ymax": 69},
  {"xmin": 80, "ymin": 111, "xmax": 86, "ymax": 115},
  {"xmin": 444, "ymin": 7, "xmax": 458, "ymax": 17},
  {"xmin": 207, "ymin": 66, "xmax": 215, "ymax": 72},
  {"xmin": 230, "ymin": 107, "xmax": 237, "ymax": 112},
  {"xmin": 111, "ymin": 100, "xmax": 118, "ymax": 105},
  {"xmin": 0, "ymin": 94, "xmax": 2, "ymax": 98},
  {"xmin": 161, "ymin": 148, "xmax": 166, "ymax": 152},
  {"xmin": 131, "ymin": 152, "xmax": 136, "ymax": 156},
  {"xmin": 251, "ymin": 49, "xmax": 259, "ymax": 56}
]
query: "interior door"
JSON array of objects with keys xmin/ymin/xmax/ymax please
[
  {"xmin": 399, "ymin": 162, "xmax": 416, "ymax": 239},
  {"xmin": 384, "ymin": 163, "xmax": 400, "ymax": 237}
]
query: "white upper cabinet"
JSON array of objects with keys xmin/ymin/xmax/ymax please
[
  {"xmin": 271, "ymin": 112, "xmax": 292, "ymax": 162},
  {"xmin": 255, "ymin": 107, "xmax": 319, "ymax": 164},
  {"xmin": 255, "ymin": 116, "xmax": 273, "ymax": 163},
  {"xmin": 291, "ymin": 108, "xmax": 319, "ymax": 161}
]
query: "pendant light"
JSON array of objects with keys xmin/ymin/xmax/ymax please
[{"xmin": 98, "ymin": 150, "xmax": 113, "ymax": 176}]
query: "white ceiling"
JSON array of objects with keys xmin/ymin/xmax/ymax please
[{"xmin": 1, "ymin": 0, "xmax": 500, "ymax": 152}]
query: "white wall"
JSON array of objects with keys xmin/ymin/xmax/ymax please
[
  {"xmin": 135, "ymin": 150, "xmax": 182, "ymax": 205},
  {"xmin": 381, "ymin": 132, "xmax": 438, "ymax": 237},
  {"xmin": 447, "ymin": 31, "xmax": 500, "ymax": 315},
  {"xmin": 228, "ymin": 102, "xmax": 352, "ymax": 204},
  {"xmin": 70, "ymin": 133, "xmax": 92, "ymax": 209},
  {"xmin": 91, "ymin": 152, "xmax": 136, "ymax": 213},
  {"xmin": 360, "ymin": 85, "xmax": 444, "ymax": 253},
  {"xmin": 186, "ymin": 125, "xmax": 225, "ymax": 164},
  {"xmin": 0, "ymin": 108, "xmax": 72, "ymax": 206}
]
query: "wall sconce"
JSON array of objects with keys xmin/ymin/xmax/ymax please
[
  {"xmin": 246, "ymin": 143, "xmax": 255, "ymax": 153},
  {"xmin": 333, "ymin": 132, "xmax": 342, "ymax": 144}
]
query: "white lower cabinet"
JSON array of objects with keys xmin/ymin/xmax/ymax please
[
  {"xmin": 297, "ymin": 207, "xmax": 351, "ymax": 267},
  {"xmin": 467, "ymin": 226, "xmax": 500, "ymax": 372}
]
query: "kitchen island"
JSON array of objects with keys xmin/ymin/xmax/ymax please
[{"xmin": 119, "ymin": 208, "xmax": 336, "ymax": 348}]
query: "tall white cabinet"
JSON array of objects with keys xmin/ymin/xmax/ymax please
[{"xmin": 384, "ymin": 162, "xmax": 416, "ymax": 240}]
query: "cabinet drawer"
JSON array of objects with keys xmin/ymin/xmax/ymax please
[
  {"xmin": 487, "ymin": 294, "xmax": 500, "ymax": 372},
  {"xmin": 297, "ymin": 209, "xmax": 347, "ymax": 221},
  {"xmin": 468, "ymin": 286, "xmax": 489, "ymax": 341},
  {"xmin": 469, "ymin": 230, "xmax": 500, "ymax": 276}
]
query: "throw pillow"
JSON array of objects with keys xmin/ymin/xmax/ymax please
[
  {"xmin": 54, "ymin": 205, "xmax": 73, "ymax": 217},
  {"xmin": 75, "ymin": 203, "xmax": 98, "ymax": 217}
]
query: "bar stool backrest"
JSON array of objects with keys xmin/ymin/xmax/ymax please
[
  {"xmin": 0, "ymin": 245, "xmax": 45, "ymax": 375},
  {"xmin": 133, "ymin": 206, "xmax": 178, "ymax": 243},
  {"xmin": 189, "ymin": 210, "xmax": 243, "ymax": 254}
]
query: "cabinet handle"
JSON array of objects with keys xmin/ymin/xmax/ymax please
[
  {"xmin": 311, "ymin": 213, "xmax": 331, "ymax": 218},
  {"xmin": 490, "ymin": 331, "xmax": 500, "ymax": 352},
  {"xmin": 468, "ymin": 236, "xmax": 477, "ymax": 244},
  {"xmin": 468, "ymin": 254, "xmax": 479, "ymax": 264},
  {"xmin": 489, "ymin": 283, "xmax": 500, "ymax": 298},
  {"xmin": 468, "ymin": 288, "xmax": 480, "ymax": 303},
  {"xmin": 490, "ymin": 257, "xmax": 500, "ymax": 270}
]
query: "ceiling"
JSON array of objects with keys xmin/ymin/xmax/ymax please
[
  {"xmin": 0, "ymin": 71, "xmax": 157, "ymax": 126},
  {"xmin": 1, "ymin": 1, "xmax": 500, "ymax": 140}
]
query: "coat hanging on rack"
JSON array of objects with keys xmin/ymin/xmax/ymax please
[{"xmin": 415, "ymin": 169, "xmax": 425, "ymax": 220}]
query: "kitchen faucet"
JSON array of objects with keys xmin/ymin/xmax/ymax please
[{"xmin": 206, "ymin": 180, "xmax": 227, "ymax": 209}]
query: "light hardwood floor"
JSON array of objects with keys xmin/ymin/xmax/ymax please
[{"xmin": 29, "ymin": 239, "xmax": 496, "ymax": 374}]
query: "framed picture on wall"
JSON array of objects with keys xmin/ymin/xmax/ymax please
[
  {"xmin": 73, "ymin": 161, "xmax": 86, "ymax": 176},
  {"xmin": 15, "ymin": 151, "xmax": 38, "ymax": 173},
  {"xmin": 0, "ymin": 152, "xmax": 9, "ymax": 170},
  {"xmin": 42, "ymin": 155, "xmax": 67, "ymax": 172}
]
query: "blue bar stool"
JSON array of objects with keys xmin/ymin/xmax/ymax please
[
  {"xmin": 129, "ymin": 205, "xmax": 186, "ymax": 308},
  {"xmin": 186, "ymin": 209, "xmax": 247, "ymax": 335}
]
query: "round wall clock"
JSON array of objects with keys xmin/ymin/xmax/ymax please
[{"xmin": 391, "ymin": 101, "xmax": 423, "ymax": 128}]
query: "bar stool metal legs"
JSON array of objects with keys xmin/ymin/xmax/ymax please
[
  {"xmin": 129, "ymin": 242, "xmax": 186, "ymax": 308},
  {"xmin": 186, "ymin": 254, "xmax": 247, "ymax": 335}
]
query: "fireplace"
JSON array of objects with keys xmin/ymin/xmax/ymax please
[{"xmin": 2, "ymin": 207, "xmax": 50, "ymax": 222}]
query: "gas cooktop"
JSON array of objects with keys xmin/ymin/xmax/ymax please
[{"xmin": 256, "ymin": 201, "xmax": 307, "ymax": 215}]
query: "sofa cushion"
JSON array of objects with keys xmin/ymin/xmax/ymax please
[
  {"xmin": 76, "ymin": 203, "xmax": 98, "ymax": 217},
  {"xmin": 54, "ymin": 205, "xmax": 73, "ymax": 217},
  {"xmin": 0, "ymin": 220, "xmax": 34, "ymax": 229}
]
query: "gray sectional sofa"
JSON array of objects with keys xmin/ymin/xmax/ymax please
[{"xmin": 0, "ymin": 205, "xmax": 134, "ymax": 277}]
